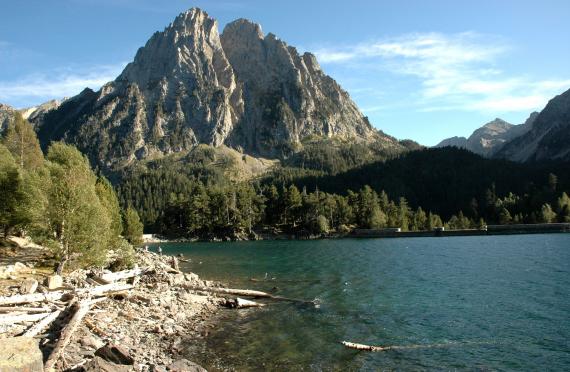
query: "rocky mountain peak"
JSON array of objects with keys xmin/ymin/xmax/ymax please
[{"xmin": 34, "ymin": 8, "xmax": 396, "ymax": 172}]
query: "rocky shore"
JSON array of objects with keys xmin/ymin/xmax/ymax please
[{"xmin": 0, "ymin": 248, "xmax": 234, "ymax": 371}]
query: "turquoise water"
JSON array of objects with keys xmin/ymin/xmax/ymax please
[{"xmin": 155, "ymin": 234, "xmax": 570, "ymax": 371}]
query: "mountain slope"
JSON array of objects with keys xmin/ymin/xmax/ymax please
[
  {"xmin": 35, "ymin": 8, "xmax": 399, "ymax": 173},
  {"xmin": 495, "ymin": 88, "xmax": 570, "ymax": 162}
]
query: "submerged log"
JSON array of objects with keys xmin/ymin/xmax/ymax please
[
  {"xmin": 341, "ymin": 341, "xmax": 391, "ymax": 352},
  {"xmin": 44, "ymin": 300, "xmax": 92, "ymax": 370},
  {"xmin": 183, "ymin": 285, "xmax": 313, "ymax": 305},
  {"xmin": 235, "ymin": 297, "xmax": 265, "ymax": 308}
]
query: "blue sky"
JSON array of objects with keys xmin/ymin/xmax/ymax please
[{"xmin": 1, "ymin": 0, "xmax": 569, "ymax": 145}]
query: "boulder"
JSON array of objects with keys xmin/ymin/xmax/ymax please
[
  {"xmin": 95, "ymin": 343, "xmax": 135, "ymax": 365},
  {"xmin": 0, "ymin": 337, "xmax": 43, "ymax": 372},
  {"xmin": 46, "ymin": 274, "xmax": 63, "ymax": 290},
  {"xmin": 83, "ymin": 356, "xmax": 132, "ymax": 372},
  {"xmin": 19, "ymin": 278, "xmax": 38, "ymax": 294},
  {"xmin": 167, "ymin": 359, "xmax": 207, "ymax": 372}
]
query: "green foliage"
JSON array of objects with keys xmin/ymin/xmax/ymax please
[
  {"xmin": 44, "ymin": 142, "xmax": 112, "ymax": 272},
  {"xmin": 96, "ymin": 177, "xmax": 123, "ymax": 240},
  {"xmin": 123, "ymin": 207, "xmax": 144, "ymax": 246},
  {"xmin": 2, "ymin": 113, "xmax": 44, "ymax": 170},
  {"xmin": 0, "ymin": 144, "xmax": 29, "ymax": 236},
  {"xmin": 540, "ymin": 203, "xmax": 557, "ymax": 223}
]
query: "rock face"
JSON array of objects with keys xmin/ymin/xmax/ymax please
[
  {"xmin": 0, "ymin": 100, "xmax": 62, "ymax": 134},
  {"xmin": 220, "ymin": 19, "xmax": 382, "ymax": 157},
  {"xmin": 35, "ymin": 8, "xmax": 393, "ymax": 172},
  {"xmin": 435, "ymin": 115, "xmax": 537, "ymax": 157},
  {"xmin": 0, "ymin": 103, "xmax": 17, "ymax": 133},
  {"xmin": 495, "ymin": 88, "xmax": 570, "ymax": 162}
]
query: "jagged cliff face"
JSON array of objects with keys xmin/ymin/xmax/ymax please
[
  {"xmin": 36, "ymin": 8, "xmax": 391, "ymax": 171},
  {"xmin": 220, "ymin": 19, "xmax": 381, "ymax": 156},
  {"xmin": 495, "ymin": 88, "xmax": 570, "ymax": 162}
]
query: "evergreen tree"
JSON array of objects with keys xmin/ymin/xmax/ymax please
[
  {"xmin": 499, "ymin": 207, "xmax": 512, "ymax": 225},
  {"xmin": 123, "ymin": 207, "xmax": 144, "ymax": 246},
  {"xmin": 2, "ymin": 113, "xmax": 44, "ymax": 170},
  {"xmin": 0, "ymin": 144, "xmax": 28, "ymax": 236},
  {"xmin": 95, "ymin": 177, "xmax": 123, "ymax": 241},
  {"xmin": 540, "ymin": 203, "xmax": 557, "ymax": 223},
  {"xmin": 44, "ymin": 143, "xmax": 111, "ymax": 273}
]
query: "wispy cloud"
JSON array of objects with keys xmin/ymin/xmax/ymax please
[
  {"xmin": 0, "ymin": 63, "xmax": 126, "ymax": 108},
  {"xmin": 315, "ymin": 32, "xmax": 570, "ymax": 114}
]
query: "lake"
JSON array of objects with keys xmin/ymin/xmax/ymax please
[{"xmin": 155, "ymin": 234, "xmax": 570, "ymax": 371}]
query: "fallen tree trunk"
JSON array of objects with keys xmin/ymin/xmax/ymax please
[
  {"xmin": 96, "ymin": 268, "xmax": 142, "ymax": 283},
  {"xmin": 22, "ymin": 310, "xmax": 62, "ymax": 337},
  {"xmin": 341, "ymin": 341, "xmax": 391, "ymax": 352},
  {"xmin": 0, "ymin": 312, "xmax": 50, "ymax": 325},
  {"xmin": 0, "ymin": 306, "xmax": 53, "ymax": 313},
  {"xmin": 0, "ymin": 291, "xmax": 66, "ymax": 306},
  {"xmin": 44, "ymin": 300, "xmax": 92, "ymax": 371},
  {"xmin": 184, "ymin": 285, "xmax": 313, "ymax": 305},
  {"xmin": 0, "ymin": 282, "xmax": 133, "ymax": 306}
]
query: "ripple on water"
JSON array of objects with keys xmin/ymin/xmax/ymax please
[{"xmin": 155, "ymin": 234, "xmax": 570, "ymax": 371}]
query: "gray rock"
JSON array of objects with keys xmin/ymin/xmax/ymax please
[
  {"xmin": 83, "ymin": 356, "xmax": 132, "ymax": 372},
  {"xmin": 167, "ymin": 359, "xmax": 207, "ymax": 372},
  {"xmin": 46, "ymin": 274, "xmax": 63, "ymax": 289},
  {"xmin": 95, "ymin": 343, "xmax": 135, "ymax": 365},
  {"xmin": 19, "ymin": 278, "xmax": 38, "ymax": 294}
]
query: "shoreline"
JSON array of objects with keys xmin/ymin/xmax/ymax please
[
  {"xmin": 143, "ymin": 223, "xmax": 570, "ymax": 243},
  {"xmin": 0, "ymin": 247, "xmax": 249, "ymax": 371}
]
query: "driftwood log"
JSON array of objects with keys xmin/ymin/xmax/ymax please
[
  {"xmin": 96, "ymin": 268, "xmax": 143, "ymax": 283},
  {"xmin": 22, "ymin": 310, "xmax": 62, "ymax": 337},
  {"xmin": 0, "ymin": 312, "xmax": 50, "ymax": 325},
  {"xmin": 44, "ymin": 300, "xmax": 92, "ymax": 371},
  {"xmin": 0, "ymin": 306, "xmax": 53, "ymax": 313},
  {"xmin": 183, "ymin": 285, "xmax": 314, "ymax": 305}
]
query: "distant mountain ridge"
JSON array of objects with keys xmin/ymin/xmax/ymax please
[
  {"xmin": 495, "ymin": 88, "xmax": 570, "ymax": 162},
  {"xmin": 32, "ymin": 8, "xmax": 400, "ymax": 173},
  {"xmin": 0, "ymin": 100, "xmax": 62, "ymax": 133},
  {"xmin": 435, "ymin": 115, "xmax": 537, "ymax": 157}
]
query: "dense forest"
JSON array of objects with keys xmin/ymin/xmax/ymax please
[
  {"xmin": 0, "ymin": 113, "xmax": 143, "ymax": 271},
  {"xmin": 116, "ymin": 144, "xmax": 570, "ymax": 240},
  {"xmin": 2, "ymin": 114, "xmax": 569, "ymax": 243}
]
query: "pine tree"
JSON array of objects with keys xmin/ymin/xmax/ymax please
[
  {"xmin": 2, "ymin": 113, "xmax": 44, "ymax": 170},
  {"xmin": 0, "ymin": 144, "xmax": 28, "ymax": 236},
  {"xmin": 45, "ymin": 142, "xmax": 111, "ymax": 273},
  {"xmin": 123, "ymin": 207, "xmax": 144, "ymax": 246}
]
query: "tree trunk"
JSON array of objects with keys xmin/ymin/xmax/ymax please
[
  {"xmin": 44, "ymin": 300, "xmax": 91, "ymax": 370},
  {"xmin": 56, "ymin": 258, "xmax": 67, "ymax": 276}
]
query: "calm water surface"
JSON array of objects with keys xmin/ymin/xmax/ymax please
[{"xmin": 155, "ymin": 234, "xmax": 570, "ymax": 371}]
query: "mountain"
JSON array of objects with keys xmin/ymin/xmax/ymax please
[
  {"xmin": 495, "ymin": 88, "xmax": 570, "ymax": 162},
  {"xmin": 0, "ymin": 100, "xmax": 62, "ymax": 133},
  {"xmin": 0, "ymin": 104, "xmax": 17, "ymax": 133},
  {"xmin": 35, "ymin": 8, "xmax": 399, "ymax": 173},
  {"xmin": 435, "ymin": 115, "xmax": 537, "ymax": 157}
]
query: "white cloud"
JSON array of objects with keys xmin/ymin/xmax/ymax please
[
  {"xmin": 0, "ymin": 63, "xmax": 126, "ymax": 107},
  {"xmin": 315, "ymin": 32, "xmax": 570, "ymax": 114}
]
